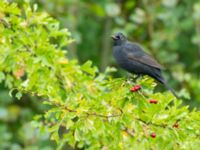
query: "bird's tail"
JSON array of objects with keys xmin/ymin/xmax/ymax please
[{"xmin": 157, "ymin": 76, "xmax": 179, "ymax": 99}]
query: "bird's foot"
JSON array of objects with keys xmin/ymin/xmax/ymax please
[
  {"xmin": 134, "ymin": 74, "xmax": 142, "ymax": 82},
  {"xmin": 126, "ymin": 73, "xmax": 134, "ymax": 84},
  {"xmin": 125, "ymin": 74, "xmax": 143, "ymax": 86}
]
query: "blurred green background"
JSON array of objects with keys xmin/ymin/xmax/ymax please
[{"xmin": 1, "ymin": 0, "xmax": 200, "ymax": 149}]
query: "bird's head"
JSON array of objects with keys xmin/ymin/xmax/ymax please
[{"xmin": 112, "ymin": 32, "xmax": 127, "ymax": 46}]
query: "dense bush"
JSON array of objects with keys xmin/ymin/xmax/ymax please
[
  {"xmin": 0, "ymin": 1, "xmax": 200, "ymax": 149},
  {"xmin": 29, "ymin": 0, "xmax": 200, "ymax": 105}
]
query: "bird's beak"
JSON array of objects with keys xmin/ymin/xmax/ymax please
[{"xmin": 111, "ymin": 35, "xmax": 117, "ymax": 40}]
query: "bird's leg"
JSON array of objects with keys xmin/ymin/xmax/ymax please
[
  {"xmin": 135, "ymin": 74, "xmax": 143, "ymax": 82},
  {"xmin": 125, "ymin": 74, "xmax": 143, "ymax": 85},
  {"xmin": 126, "ymin": 73, "xmax": 134, "ymax": 85}
]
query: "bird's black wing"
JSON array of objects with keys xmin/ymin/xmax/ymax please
[{"xmin": 124, "ymin": 42, "xmax": 164, "ymax": 69}]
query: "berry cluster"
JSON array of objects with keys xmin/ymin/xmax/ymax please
[{"xmin": 130, "ymin": 85, "xmax": 141, "ymax": 92}]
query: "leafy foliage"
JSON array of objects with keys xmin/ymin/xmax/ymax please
[
  {"xmin": 0, "ymin": 1, "xmax": 200, "ymax": 150},
  {"xmin": 27, "ymin": 0, "xmax": 200, "ymax": 105}
]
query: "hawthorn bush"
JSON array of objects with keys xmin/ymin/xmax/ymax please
[{"xmin": 0, "ymin": 1, "xmax": 200, "ymax": 149}]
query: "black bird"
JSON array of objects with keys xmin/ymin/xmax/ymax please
[{"xmin": 112, "ymin": 32, "xmax": 178, "ymax": 98}]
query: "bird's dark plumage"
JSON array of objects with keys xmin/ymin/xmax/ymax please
[{"xmin": 112, "ymin": 32, "xmax": 178, "ymax": 98}]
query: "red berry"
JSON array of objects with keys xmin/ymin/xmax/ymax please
[
  {"xmin": 150, "ymin": 133, "xmax": 156, "ymax": 138},
  {"xmin": 149, "ymin": 99, "xmax": 158, "ymax": 104},
  {"xmin": 173, "ymin": 122, "xmax": 179, "ymax": 128},
  {"xmin": 130, "ymin": 85, "xmax": 141, "ymax": 92}
]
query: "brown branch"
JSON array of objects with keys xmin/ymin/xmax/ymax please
[
  {"xmin": 60, "ymin": 103, "xmax": 123, "ymax": 118},
  {"xmin": 59, "ymin": 102, "xmax": 170, "ymax": 129},
  {"xmin": 85, "ymin": 111, "xmax": 122, "ymax": 118},
  {"xmin": 136, "ymin": 117, "xmax": 168, "ymax": 128},
  {"xmin": 0, "ymin": 19, "xmax": 10, "ymax": 28},
  {"xmin": 16, "ymin": 88, "xmax": 174, "ymax": 130}
]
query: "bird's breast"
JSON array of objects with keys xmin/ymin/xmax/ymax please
[
  {"xmin": 113, "ymin": 46, "xmax": 134, "ymax": 72},
  {"xmin": 113, "ymin": 46, "xmax": 127, "ymax": 65}
]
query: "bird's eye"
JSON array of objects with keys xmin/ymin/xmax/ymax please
[{"xmin": 116, "ymin": 35, "xmax": 120, "ymax": 39}]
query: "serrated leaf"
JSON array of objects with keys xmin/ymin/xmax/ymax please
[
  {"xmin": 16, "ymin": 92, "xmax": 22, "ymax": 100},
  {"xmin": 81, "ymin": 60, "xmax": 98, "ymax": 76},
  {"xmin": 74, "ymin": 129, "xmax": 81, "ymax": 141},
  {"xmin": 9, "ymin": 88, "xmax": 16, "ymax": 97},
  {"xmin": 0, "ymin": 72, "xmax": 5, "ymax": 82}
]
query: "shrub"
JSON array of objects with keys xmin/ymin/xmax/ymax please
[{"xmin": 0, "ymin": 1, "xmax": 199, "ymax": 149}]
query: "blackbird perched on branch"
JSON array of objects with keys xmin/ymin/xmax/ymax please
[{"xmin": 112, "ymin": 32, "xmax": 178, "ymax": 98}]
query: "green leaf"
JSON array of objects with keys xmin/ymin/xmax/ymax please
[
  {"xmin": 0, "ymin": 72, "xmax": 5, "ymax": 82},
  {"xmin": 74, "ymin": 129, "xmax": 81, "ymax": 141},
  {"xmin": 16, "ymin": 92, "xmax": 22, "ymax": 100},
  {"xmin": 9, "ymin": 88, "xmax": 16, "ymax": 97},
  {"xmin": 81, "ymin": 60, "xmax": 98, "ymax": 76}
]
